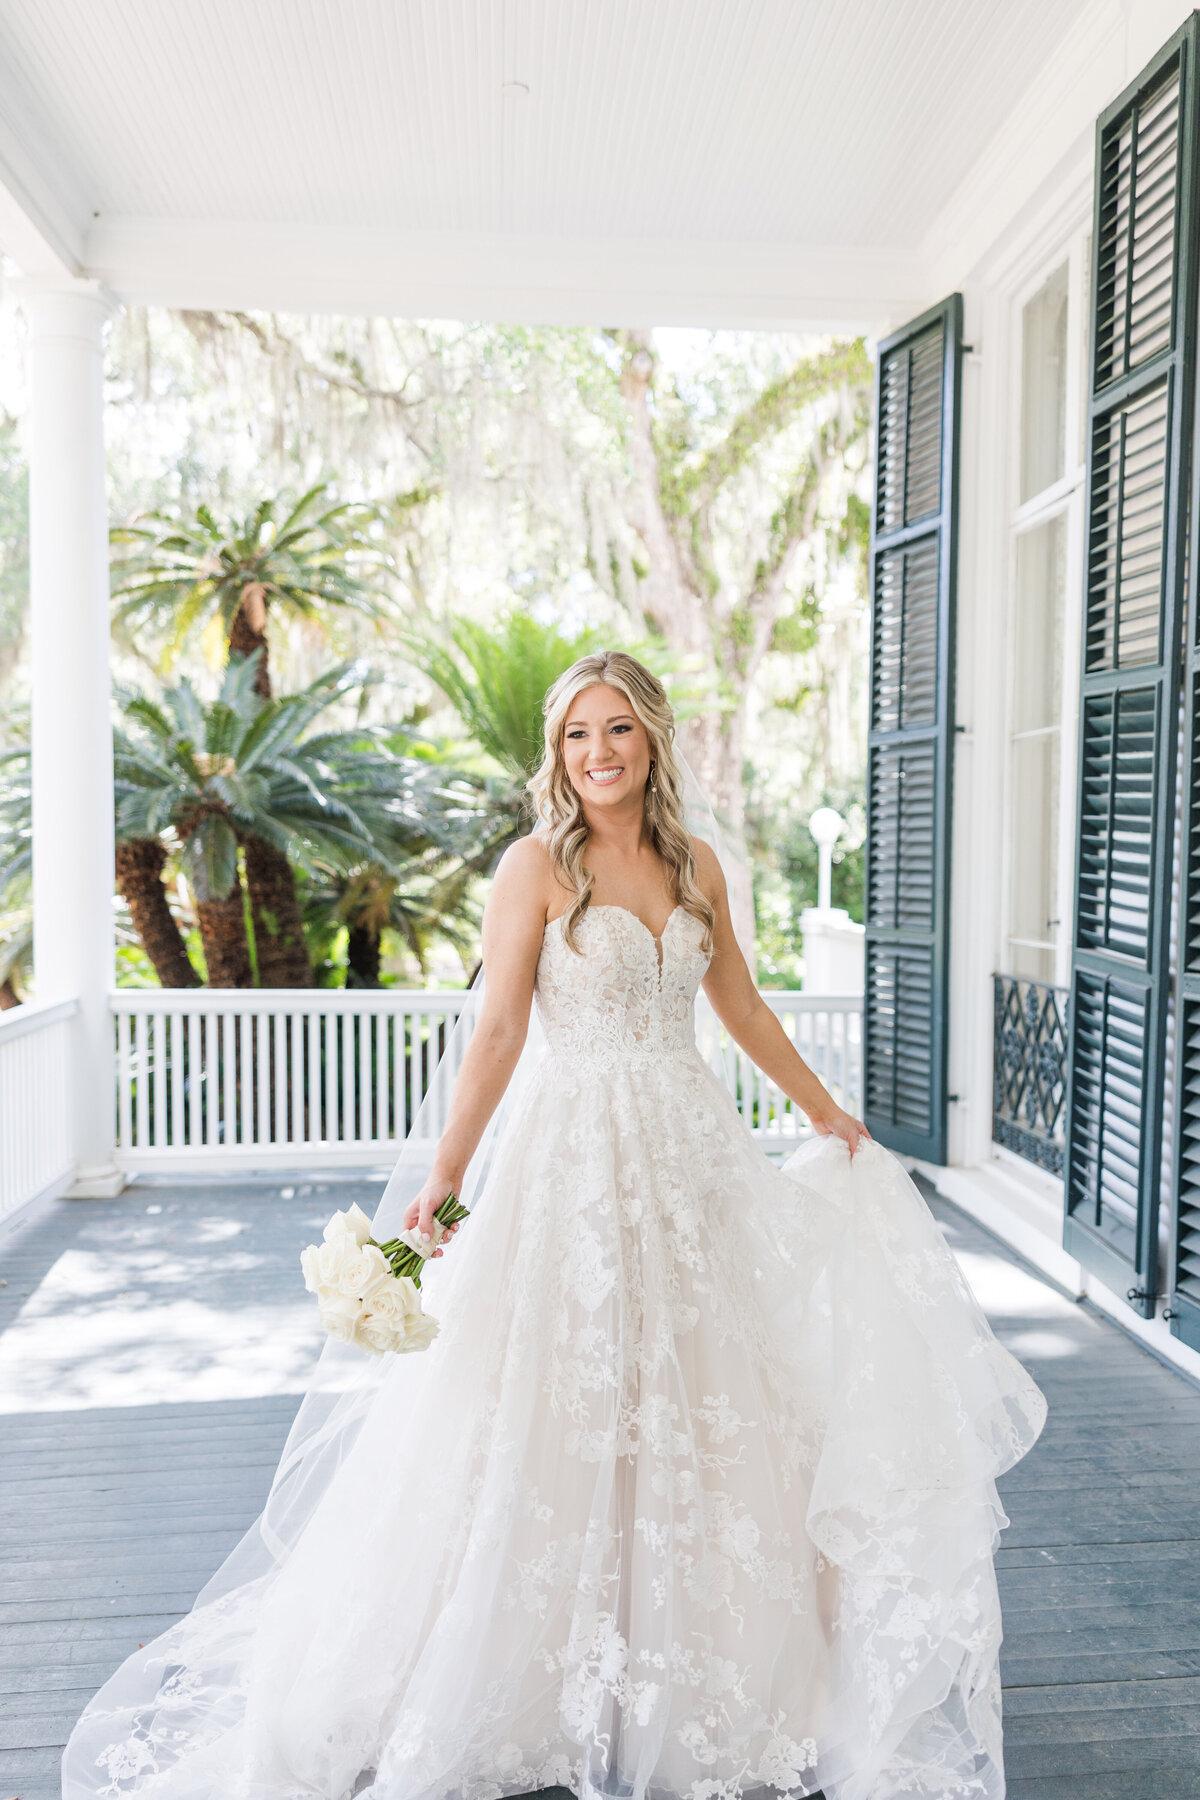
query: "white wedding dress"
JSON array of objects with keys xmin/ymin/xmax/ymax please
[{"xmin": 63, "ymin": 904, "xmax": 1046, "ymax": 1800}]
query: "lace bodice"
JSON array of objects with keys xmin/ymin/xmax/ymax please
[{"xmin": 534, "ymin": 905, "xmax": 711, "ymax": 1067}]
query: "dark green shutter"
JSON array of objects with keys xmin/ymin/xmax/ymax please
[
  {"xmin": 862, "ymin": 295, "xmax": 962, "ymax": 1162},
  {"xmin": 1167, "ymin": 30, "xmax": 1200, "ymax": 1349},
  {"xmin": 1066, "ymin": 19, "xmax": 1200, "ymax": 1318}
]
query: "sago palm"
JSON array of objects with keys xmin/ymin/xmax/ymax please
[
  {"xmin": 301, "ymin": 753, "xmax": 491, "ymax": 985},
  {"xmin": 111, "ymin": 484, "xmax": 385, "ymax": 698},
  {"xmin": 0, "ymin": 744, "xmax": 30, "ymax": 1007},
  {"xmin": 115, "ymin": 656, "xmax": 379, "ymax": 987}
]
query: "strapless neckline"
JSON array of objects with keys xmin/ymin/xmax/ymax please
[{"xmin": 544, "ymin": 903, "xmax": 683, "ymax": 947}]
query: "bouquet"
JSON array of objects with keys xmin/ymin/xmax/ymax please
[{"xmin": 300, "ymin": 1194, "xmax": 469, "ymax": 1355}]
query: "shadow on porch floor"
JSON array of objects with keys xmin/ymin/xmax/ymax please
[{"xmin": 1, "ymin": 1170, "xmax": 1199, "ymax": 1799}]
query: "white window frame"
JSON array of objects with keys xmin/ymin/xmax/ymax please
[{"xmin": 1000, "ymin": 232, "xmax": 1089, "ymax": 993}]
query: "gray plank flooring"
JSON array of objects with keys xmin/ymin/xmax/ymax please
[{"xmin": 1, "ymin": 1170, "xmax": 1198, "ymax": 1799}]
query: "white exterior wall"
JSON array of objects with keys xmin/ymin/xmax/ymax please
[{"xmin": 912, "ymin": 0, "xmax": 1200, "ymax": 1383}]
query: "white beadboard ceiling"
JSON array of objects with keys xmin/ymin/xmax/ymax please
[{"xmin": 0, "ymin": 0, "xmax": 1101, "ymax": 324}]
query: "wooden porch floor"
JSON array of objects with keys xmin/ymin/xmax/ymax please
[{"xmin": 2, "ymin": 1172, "xmax": 1200, "ymax": 1800}]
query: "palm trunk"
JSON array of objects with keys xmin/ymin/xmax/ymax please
[
  {"xmin": 196, "ymin": 891, "xmax": 253, "ymax": 988},
  {"xmin": 241, "ymin": 834, "xmax": 313, "ymax": 987},
  {"xmin": 347, "ymin": 923, "xmax": 382, "ymax": 987},
  {"xmin": 0, "ymin": 977, "xmax": 21, "ymax": 1010},
  {"xmin": 115, "ymin": 837, "xmax": 199, "ymax": 988},
  {"xmin": 229, "ymin": 583, "xmax": 271, "ymax": 698}
]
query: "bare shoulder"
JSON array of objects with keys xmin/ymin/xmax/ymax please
[
  {"xmin": 491, "ymin": 832, "xmax": 558, "ymax": 911},
  {"xmin": 689, "ymin": 834, "xmax": 726, "ymax": 898}
]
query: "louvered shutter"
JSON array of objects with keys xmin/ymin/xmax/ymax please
[
  {"xmin": 862, "ymin": 295, "xmax": 962, "ymax": 1162},
  {"xmin": 1065, "ymin": 20, "xmax": 1200, "ymax": 1319},
  {"xmin": 1166, "ymin": 34, "xmax": 1200, "ymax": 1349}
]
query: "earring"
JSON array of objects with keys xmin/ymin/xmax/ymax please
[{"xmin": 649, "ymin": 759, "xmax": 658, "ymax": 791}]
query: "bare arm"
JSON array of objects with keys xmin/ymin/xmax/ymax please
[
  {"xmin": 403, "ymin": 837, "xmax": 552, "ymax": 1242},
  {"xmin": 696, "ymin": 840, "xmax": 870, "ymax": 1155}
]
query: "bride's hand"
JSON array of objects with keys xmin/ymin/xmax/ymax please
[
  {"xmin": 401, "ymin": 1173, "xmax": 465, "ymax": 1258},
  {"xmin": 809, "ymin": 1105, "xmax": 871, "ymax": 1157}
]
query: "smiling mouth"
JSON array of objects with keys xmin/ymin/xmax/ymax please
[{"xmin": 586, "ymin": 767, "xmax": 625, "ymax": 785}]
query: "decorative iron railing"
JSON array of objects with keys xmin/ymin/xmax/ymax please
[{"xmin": 992, "ymin": 973, "xmax": 1070, "ymax": 1176}]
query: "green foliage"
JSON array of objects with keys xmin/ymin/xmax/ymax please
[
  {"xmin": 838, "ymin": 490, "xmax": 871, "ymax": 576},
  {"xmin": 780, "ymin": 824, "xmax": 864, "ymax": 922},
  {"xmin": 0, "ymin": 414, "xmax": 28, "ymax": 699},
  {"xmin": 659, "ymin": 339, "xmax": 871, "ymax": 520},
  {"xmin": 0, "ymin": 740, "xmax": 30, "ymax": 999},
  {"xmin": 296, "ymin": 741, "xmax": 489, "ymax": 981},
  {"xmin": 728, "ymin": 605, "xmax": 755, "ymax": 649},
  {"xmin": 768, "ymin": 792, "xmax": 866, "ymax": 925},
  {"xmin": 91, "ymin": 313, "xmax": 877, "ymax": 975},
  {"xmin": 749, "ymin": 788, "xmax": 865, "ymax": 985},
  {"xmin": 110, "ymin": 483, "xmax": 387, "ymax": 669},
  {"xmin": 402, "ymin": 613, "xmax": 605, "ymax": 781},
  {"xmin": 769, "ymin": 591, "xmax": 820, "ymax": 657},
  {"xmin": 113, "ymin": 653, "xmax": 382, "ymax": 899}
]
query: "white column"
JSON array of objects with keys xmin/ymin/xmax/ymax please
[{"xmin": 23, "ymin": 280, "xmax": 122, "ymax": 1195}]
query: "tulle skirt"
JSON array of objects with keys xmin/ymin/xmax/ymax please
[{"xmin": 62, "ymin": 1044, "xmax": 1046, "ymax": 1800}]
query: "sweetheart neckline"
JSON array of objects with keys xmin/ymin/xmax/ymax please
[{"xmin": 543, "ymin": 903, "xmax": 683, "ymax": 947}]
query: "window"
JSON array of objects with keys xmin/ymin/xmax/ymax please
[
  {"xmin": 1002, "ymin": 252, "xmax": 1086, "ymax": 991},
  {"xmin": 1007, "ymin": 515, "xmax": 1066, "ymax": 981},
  {"xmin": 1020, "ymin": 262, "xmax": 1069, "ymax": 502}
]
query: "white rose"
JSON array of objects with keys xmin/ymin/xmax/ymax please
[
  {"xmin": 359, "ymin": 1275, "xmax": 440, "ymax": 1355},
  {"xmin": 301, "ymin": 1236, "xmax": 391, "ymax": 1305},
  {"xmin": 395, "ymin": 1308, "xmax": 440, "ymax": 1353},
  {"xmin": 316, "ymin": 1292, "xmax": 365, "ymax": 1346},
  {"xmin": 322, "ymin": 1203, "xmax": 376, "ymax": 1247},
  {"xmin": 331, "ymin": 1241, "xmax": 391, "ymax": 1304},
  {"xmin": 300, "ymin": 1239, "xmax": 344, "ymax": 1294}
]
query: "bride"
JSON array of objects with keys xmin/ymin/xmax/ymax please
[{"xmin": 63, "ymin": 650, "xmax": 1046, "ymax": 1800}]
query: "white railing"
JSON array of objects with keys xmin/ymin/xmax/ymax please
[
  {"xmin": 111, "ymin": 988, "xmax": 475, "ymax": 1171},
  {"xmin": 110, "ymin": 988, "xmax": 863, "ymax": 1172},
  {"xmin": 0, "ymin": 998, "xmax": 77, "ymax": 1216},
  {"xmin": 697, "ymin": 992, "xmax": 863, "ymax": 1151}
]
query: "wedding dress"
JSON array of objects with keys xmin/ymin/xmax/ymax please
[{"xmin": 63, "ymin": 901, "xmax": 1046, "ymax": 1800}]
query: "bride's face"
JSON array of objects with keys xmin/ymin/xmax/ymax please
[{"xmin": 561, "ymin": 682, "xmax": 652, "ymax": 810}]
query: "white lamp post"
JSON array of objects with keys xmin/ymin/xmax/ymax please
[
  {"xmin": 800, "ymin": 806, "xmax": 864, "ymax": 996},
  {"xmin": 808, "ymin": 806, "xmax": 844, "ymax": 912}
]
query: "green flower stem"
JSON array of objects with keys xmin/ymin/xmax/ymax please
[{"xmin": 374, "ymin": 1193, "xmax": 470, "ymax": 1289}]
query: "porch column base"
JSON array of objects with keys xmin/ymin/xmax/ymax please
[{"xmin": 67, "ymin": 1169, "xmax": 128, "ymax": 1199}]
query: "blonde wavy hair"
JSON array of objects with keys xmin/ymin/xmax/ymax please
[{"xmin": 527, "ymin": 650, "xmax": 716, "ymax": 955}]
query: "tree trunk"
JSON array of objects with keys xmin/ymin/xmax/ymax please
[
  {"xmin": 347, "ymin": 923, "xmax": 382, "ymax": 987},
  {"xmin": 678, "ymin": 707, "xmax": 757, "ymax": 967},
  {"xmin": 241, "ymin": 834, "xmax": 313, "ymax": 987},
  {"xmin": 196, "ymin": 890, "xmax": 253, "ymax": 988},
  {"xmin": 114, "ymin": 837, "xmax": 200, "ymax": 988},
  {"xmin": 229, "ymin": 582, "xmax": 271, "ymax": 697},
  {"xmin": 0, "ymin": 976, "xmax": 21, "ymax": 1010}
]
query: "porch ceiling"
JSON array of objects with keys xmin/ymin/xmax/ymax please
[{"xmin": 0, "ymin": 0, "xmax": 1094, "ymax": 327}]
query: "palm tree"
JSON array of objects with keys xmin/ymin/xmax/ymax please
[
  {"xmin": 114, "ymin": 835, "xmax": 200, "ymax": 988},
  {"xmin": 111, "ymin": 484, "xmax": 385, "ymax": 699},
  {"xmin": 114, "ymin": 656, "xmax": 380, "ymax": 986},
  {"xmin": 0, "ymin": 736, "xmax": 203, "ymax": 996},
  {"xmin": 0, "ymin": 744, "xmax": 29, "ymax": 1008},
  {"xmin": 406, "ymin": 614, "xmax": 603, "ymax": 779},
  {"xmin": 401, "ymin": 614, "xmax": 608, "ymax": 865},
  {"xmin": 401, "ymin": 615, "xmax": 703, "ymax": 883},
  {"xmin": 301, "ymin": 753, "xmax": 491, "ymax": 985}
]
